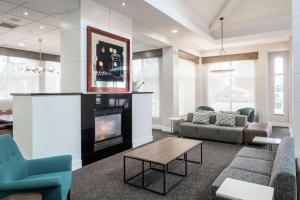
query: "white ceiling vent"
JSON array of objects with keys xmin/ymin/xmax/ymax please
[{"xmin": 0, "ymin": 22, "xmax": 19, "ymax": 29}]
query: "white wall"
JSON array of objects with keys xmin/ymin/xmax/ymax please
[
  {"xmin": 60, "ymin": 0, "xmax": 132, "ymax": 93},
  {"xmin": 292, "ymin": 0, "xmax": 300, "ymax": 155},
  {"xmin": 199, "ymin": 42, "xmax": 290, "ymax": 124}
]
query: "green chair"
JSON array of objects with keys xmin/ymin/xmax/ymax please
[
  {"xmin": 197, "ymin": 106, "xmax": 215, "ymax": 112},
  {"xmin": 0, "ymin": 134, "xmax": 72, "ymax": 200},
  {"xmin": 237, "ymin": 107, "xmax": 255, "ymax": 122}
]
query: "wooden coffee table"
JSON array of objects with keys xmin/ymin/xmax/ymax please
[{"xmin": 124, "ymin": 137, "xmax": 203, "ymax": 195}]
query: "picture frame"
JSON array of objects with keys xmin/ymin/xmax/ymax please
[{"xmin": 87, "ymin": 26, "xmax": 131, "ymax": 92}]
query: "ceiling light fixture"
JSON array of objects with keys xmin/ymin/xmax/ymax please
[
  {"xmin": 210, "ymin": 17, "xmax": 234, "ymax": 73},
  {"xmin": 24, "ymin": 12, "xmax": 28, "ymax": 16},
  {"xmin": 18, "ymin": 39, "xmax": 59, "ymax": 75},
  {"xmin": 18, "ymin": 43, "xmax": 25, "ymax": 46},
  {"xmin": 171, "ymin": 29, "xmax": 178, "ymax": 33},
  {"xmin": 122, "ymin": 1, "xmax": 126, "ymax": 6},
  {"xmin": 39, "ymin": 25, "xmax": 44, "ymax": 29}
]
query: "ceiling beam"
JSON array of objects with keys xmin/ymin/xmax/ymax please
[{"xmin": 209, "ymin": 0, "xmax": 241, "ymax": 31}]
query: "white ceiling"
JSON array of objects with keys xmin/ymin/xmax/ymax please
[
  {"xmin": 0, "ymin": 0, "xmax": 292, "ymax": 55},
  {"xmin": 0, "ymin": 0, "xmax": 79, "ymax": 55}
]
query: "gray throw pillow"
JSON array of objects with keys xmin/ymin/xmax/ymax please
[
  {"xmin": 216, "ymin": 112, "xmax": 236, "ymax": 126},
  {"xmin": 192, "ymin": 112, "xmax": 210, "ymax": 124}
]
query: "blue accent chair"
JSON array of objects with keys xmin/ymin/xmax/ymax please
[{"xmin": 0, "ymin": 134, "xmax": 72, "ymax": 200}]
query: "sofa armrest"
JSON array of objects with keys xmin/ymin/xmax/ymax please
[
  {"xmin": 28, "ymin": 155, "xmax": 72, "ymax": 175},
  {"xmin": 235, "ymin": 115, "xmax": 248, "ymax": 127},
  {"xmin": 0, "ymin": 177, "xmax": 61, "ymax": 191}
]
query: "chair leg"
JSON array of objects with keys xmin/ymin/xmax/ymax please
[{"xmin": 67, "ymin": 190, "xmax": 71, "ymax": 200}]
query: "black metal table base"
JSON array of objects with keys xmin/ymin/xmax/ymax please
[{"xmin": 124, "ymin": 144, "xmax": 203, "ymax": 195}]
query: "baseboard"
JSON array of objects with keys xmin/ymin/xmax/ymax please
[
  {"xmin": 270, "ymin": 122, "xmax": 289, "ymax": 127},
  {"xmin": 132, "ymin": 136, "xmax": 153, "ymax": 148},
  {"xmin": 72, "ymin": 159, "xmax": 82, "ymax": 171},
  {"xmin": 162, "ymin": 126, "xmax": 171, "ymax": 133},
  {"xmin": 152, "ymin": 124, "xmax": 162, "ymax": 130}
]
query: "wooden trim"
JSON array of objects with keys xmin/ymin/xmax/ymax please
[
  {"xmin": 0, "ymin": 47, "xmax": 60, "ymax": 62},
  {"xmin": 178, "ymin": 50, "xmax": 199, "ymax": 64},
  {"xmin": 87, "ymin": 26, "xmax": 131, "ymax": 93},
  {"xmin": 133, "ymin": 49, "xmax": 162, "ymax": 60},
  {"xmin": 202, "ymin": 52, "xmax": 258, "ymax": 64}
]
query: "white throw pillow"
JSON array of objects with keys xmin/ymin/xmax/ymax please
[
  {"xmin": 192, "ymin": 112, "xmax": 210, "ymax": 124},
  {"xmin": 215, "ymin": 112, "xmax": 235, "ymax": 126}
]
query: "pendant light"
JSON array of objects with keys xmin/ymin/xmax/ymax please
[{"xmin": 210, "ymin": 17, "xmax": 234, "ymax": 73}]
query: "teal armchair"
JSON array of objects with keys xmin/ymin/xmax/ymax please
[
  {"xmin": 237, "ymin": 107, "xmax": 255, "ymax": 122},
  {"xmin": 0, "ymin": 134, "xmax": 72, "ymax": 200},
  {"xmin": 196, "ymin": 106, "xmax": 215, "ymax": 112}
]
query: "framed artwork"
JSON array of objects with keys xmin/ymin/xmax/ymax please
[{"xmin": 87, "ymin": 26, "xmax": 131, "ymax": 92}]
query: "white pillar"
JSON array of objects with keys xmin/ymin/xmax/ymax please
[
  {"xmin": 60, "ymin": 0, "xmax": 132, "ymax": 93},
  {"xmin": 292, "ymin": 0, "xmax": 300, "ymax": 155}
]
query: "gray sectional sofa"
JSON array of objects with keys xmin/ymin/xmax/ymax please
[
  {"xmin": 179, "ymin": 113, "xmax": 248, "ymax": 144},
  {"xmin": 212, "ymin": 137, "xmax": 296, "ymax": 200}
]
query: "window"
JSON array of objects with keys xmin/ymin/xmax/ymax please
[
  {"xmin": 274, "ymin": 57, "xmax": 284, "ymax": 115},
  {"xmin": 207, "ymin": 60, "xmax": 255, "ymax": 111},
  {"xmin": 133, "ymin": 58, "xmax": 160, "ymax": 118},
  {"xmin": 0, "ymin": 55, "xmax": 61, "ymax": 100}
]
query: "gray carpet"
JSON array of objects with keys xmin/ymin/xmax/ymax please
[{"xmin": 71, "ymin": 127, "xmax": 289, "ymax": 200}]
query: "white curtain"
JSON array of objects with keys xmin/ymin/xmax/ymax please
[{"xmin": 178, "ymin": 58, "xmax": 197, "ymax": 116}]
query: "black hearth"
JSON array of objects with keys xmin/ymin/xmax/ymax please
[{"xmin": 81, "ymin": 93, "xmax": 132, "ymax": 166}]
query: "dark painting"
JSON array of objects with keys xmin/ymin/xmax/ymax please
[{"xmin": 96, "ymin": 41, "xmax": 124, "ymax": 82}]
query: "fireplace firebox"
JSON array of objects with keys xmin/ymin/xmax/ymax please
[{"xmin": 81, "ymin": 94, "xmax": 132, "ymax": 166}]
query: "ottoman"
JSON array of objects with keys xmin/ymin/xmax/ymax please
[{"xmin": 243, "ymin": 122, "xmax": 272, "ymax": 144}]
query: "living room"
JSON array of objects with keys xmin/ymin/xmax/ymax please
[{"xmin": 0, "ymin": 0, "xmax": 299, "ymax": 199}]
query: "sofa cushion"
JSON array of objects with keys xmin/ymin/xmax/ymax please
[
  {"xmin": 211, "ymin": 168, "xmax": 270, "ymax": 194},
  {"xmin": 270, "ymin": 137, "xmax": 296, "ymax": 200},
  {"xmin": 216, "ymin": 112, "xmax": 235, "ymax": 126},
  {"xmin": 229, "ymin": 157, "xmax": 273, "ymax": 176},
  {"xmin": 237, "ymin": 147, "xmax": 276, "ymax": 162},
  {"xmin": 192, "ymin": 112, "xmax": 210, "ymax": 124}
]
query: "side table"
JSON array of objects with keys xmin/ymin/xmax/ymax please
[
  {"xmin": 168, "ymin": 117, "xmax": 183, "ymax": 134},
  {"xmin": 252, "ymin": 136, "xmax": 281, "ymax": 151},
  {"xmin": 216, "ymin": 178, "xmax": 274, "ymax": 200}
]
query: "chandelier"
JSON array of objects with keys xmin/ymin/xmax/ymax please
[
  {"xmin": 210, "ymin": 17, "xmax": 234, "ymax": 73},
  {"xmin": 18, "ymin": 38, "xmax": 59, "ymax": 75}
]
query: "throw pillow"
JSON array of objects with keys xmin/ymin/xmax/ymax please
[
  {"xmin": 192, "ymin": 112, "xmax": 210, "ymax": 124},
  {"xmin": 215, "ymin": 112, "xmax": 236, "ymax": 126}
]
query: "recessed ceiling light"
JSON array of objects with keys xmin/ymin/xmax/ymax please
[
  {"xmin": 39, "ymin": 25, "xmax": 44, "ymax": 29},
  {"xmin": 122, "ymin": 1, "xmax": 126, "ymax": 6},
  {"xmin": 171, "ymin": 29, "xmax": 178, "ymax": 33},
  {"xmin": 205, "ymin": 47, "xmax": 210, "ymax": 50},
  {"xmin": 18, "ymin": 43, "xmax": 25, "ymax": 46},
  {"xmin": 24, "ymin": 12, "xmax": 28, "ymax": 16}
]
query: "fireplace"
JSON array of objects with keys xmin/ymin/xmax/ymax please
[
  {"xmin": 95, "ymin": 113, "xmax": 121, "ymax": 143},
  {"xmin": 81, "ymin": 93, "xmax": 132, "ymax": 166},
  {"xmin": 94, "ymin": 107, "xmax": 123, "ymax": 151}
]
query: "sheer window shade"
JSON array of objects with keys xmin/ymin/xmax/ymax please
[{"xmin": 207, "ymin": 60, "xmax": 255, "ymax": 111}]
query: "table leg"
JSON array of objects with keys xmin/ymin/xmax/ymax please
[
  {"xmin": 171, "ymin": 120, "xmax": 173, "ymax": 133},
  {"xmin": 201, "ymin": 143, "xmax": 203, "ymax": 164},
  {"xmin": 184, "ymin": 153, "xmax": 187, "ymax": 176},
  {"xmin": 123, "ymin": 156, "xmax": 126, "ymax": 182},
  {"xmin": 163, "ymin": 165, "xmax": 166, "ymax": 195},
  {"xmin": 142, "ymin": 160, "xmax": 145, "ymax": 187}
]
